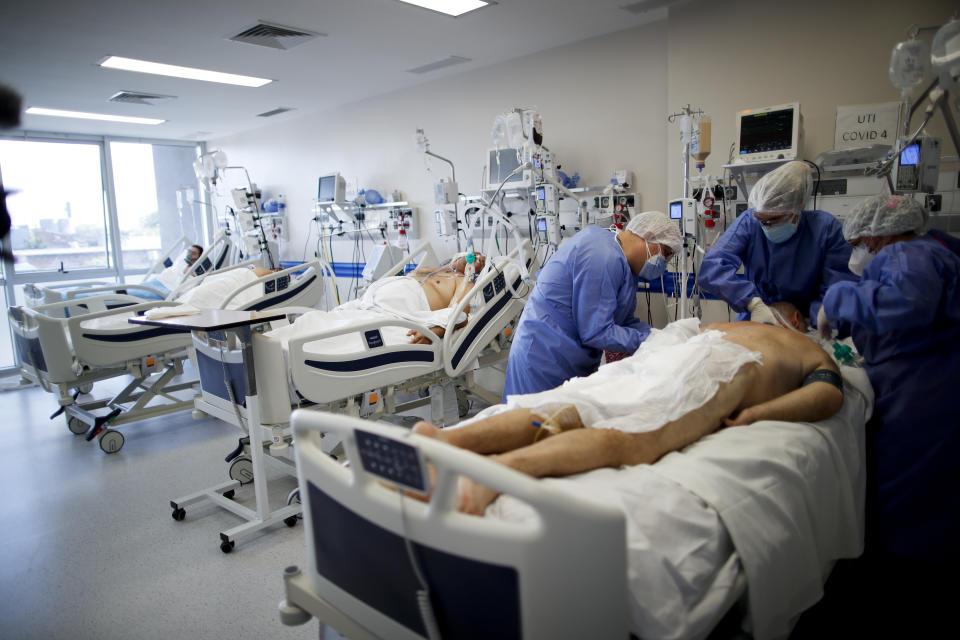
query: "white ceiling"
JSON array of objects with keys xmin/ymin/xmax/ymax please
[{"xmin": 0, "ymin": 0, "xmax": 671, "ymax": 141}]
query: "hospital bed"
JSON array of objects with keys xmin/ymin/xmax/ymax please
[
  {"xmin": 278, "ymin": 352, "xmax": 872, "ymax": 640},
  {"xmin": 192, "ymin": 242, "xmax": 536, "ymax": 431},
  {"xmin": 8, "ymin": 260, "xmax": 334, "ymax": 453},
  {"xmin": 22, "ymin": 231, "xmax": 234, "ymax": 307},
  {"xmin": 172, "ymin": 244, "xmax": 536, "ymax": 550}
]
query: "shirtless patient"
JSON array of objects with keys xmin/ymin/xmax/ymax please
[
  {"xmin": 406, "ymin": 254, "xmax": 487, "ymax": 344},
  {"xmin": 414, "ymin": 309, "xmax": 844, "ymax": 514}
]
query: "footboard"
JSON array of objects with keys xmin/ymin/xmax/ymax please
[{"xmin": 290, "ymin": 411, "xmax": 628, "ymax": 640}]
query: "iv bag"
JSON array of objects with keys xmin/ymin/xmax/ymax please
[
  {"xmin": 889, "ymin": 38, "xmax": 930, "ymax": 93},
  {"xmin": 932, "ymin": 19, "xmax": 960, "ymax": 93}
]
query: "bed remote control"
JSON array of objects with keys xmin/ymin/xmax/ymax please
[{"xmin": 355, "ymin": 429, "xmax": 429, "ymax": 495}]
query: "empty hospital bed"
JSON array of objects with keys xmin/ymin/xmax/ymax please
[
  {"xmin": 278, "ymin": 340, "xmax": 873, "ymax": 640},
  {"xmin": 22, "ymin": 231, "xmax": 234, "ymax": 308},
  {"xmin": 9, "ymin": 260, "xmax": 333, "ymax": 453}
]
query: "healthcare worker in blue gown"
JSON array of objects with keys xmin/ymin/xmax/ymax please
[
  {"xmin": 699, "ymin": 161, "xmax": 856, "ymax": 325},
  {"xmin": 816, "ymin": 194, "xmax": 960, "ymax": 636},
  {"xmin": 503, "ymin": 211, "xmax": 683, "ymax": 399}
]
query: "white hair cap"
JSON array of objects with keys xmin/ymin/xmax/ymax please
[
  {"xmin": 842, "ymin": 194, "xmax": 928, "ymax": 241},
  {"xmin": 625, "ymin": 211, "xmax": 683, "ymax": 255},
  {"xmin": 748, "ymin": 160, "xmax": 814, "ymax": 216}
]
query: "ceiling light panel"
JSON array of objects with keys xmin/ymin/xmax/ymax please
[
  {"xmin": 26, "ymin": 107, "xmax": 164, "ymax": 125},
  {"xmin": 395, "ymin": 1, "xmax": 491, "ymax": 18},
  {"xmin": 99, "ymin": 56, "xmax": 272, "ymax": 87}
]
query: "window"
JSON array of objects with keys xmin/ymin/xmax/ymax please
[{"xmin": 0, "ymin": 139, "xmax": 110, "ymax": 274}]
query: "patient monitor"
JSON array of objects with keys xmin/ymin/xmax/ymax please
[
  {"xmin": 318, "ymin": 173, "xmax": 346, "ymax": 204},
  {"xmin": 669, "ymin": 197, "xmax": 697, "ymax": 239},
  {"xmin": 734, "ymin": 102, "xmax": 802, "ymax": 163}
]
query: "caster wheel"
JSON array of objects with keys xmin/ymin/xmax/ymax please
[
  {"xmin": 223, "ymin": 490, "xmax": 235, "ymax": 500},
  {"xmin": 228, "ymin": 456, "xmax": 253, "ymax": 484},
  {"xmin": 99, "ymin": 429, "xmax": 124, "ymax": 454},
  {"xmin": 286, "ymin": 488, "xmax": 301, "ymax": 506},
  {"xmin": 171, "ymin": 507, "xmax": 186, "ymax": 521},
  {"xmin": 284, "ymin": 516, "xmax": 298, "ymax": 528},
  {"xmin": 456, "ymin": 389, "xmax": 470, "ymax": 418},
  {"xmin": 76, "ymin": 383, "xmax": 94, "ymax": 394},
  {"xmin": 67, "ymin": 416, "xmax": 88, "ymax": 435},
  {"xmin": 191, "ymin": 409, "xmax": 205, "ymax": 420},
  {"xmin": 220, "ymin": 540, "xmax": 235, "ymax": 554}
]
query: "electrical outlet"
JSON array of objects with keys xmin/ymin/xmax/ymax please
[{"xmin": 925, "ymin": 194, "xmax": 942, "ymax": 212}]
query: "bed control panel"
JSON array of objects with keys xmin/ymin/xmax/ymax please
[
  {"xmin": 364, "ymin": 329, "xmax": 384, "ymax": 349},
  {"xmin": 276, "ymin": 274, "xmax": 290, "ymax": 291},
  {"xmin": 493, "ymin": 272, "xmax": 506, "ymax": 294},
  {"xmin": 265, "ymin": 280, "xmax": 276, "ymax": 294},
  {"xmin": 355, "ymin": 429, "xmax": 429, "ymax": 495},
  {"xmin": 482, "ymin": 283, "xmax": 495, "ymax": 303}
]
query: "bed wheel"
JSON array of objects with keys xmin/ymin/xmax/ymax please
[
  {"xmin": 456, "ymin": 388, "xmax": 470, "ymax": 418},
  {"xmin": 220, "ymin": 540, "xmax": 235, "ymax": 554},
  {"xmin": 171, "ymin": 507, "xmax": 186, "ymax": 521},
  {"xmin": 284, "ymin": 516, "xmax": 298, "ymax": 528},
  {"xmin": 286, "ymin": 488, "xmax": 301, "ymax": 505},
  {"xmin": 191, "ymin": 409, "xmax": 205, "ymax": 420},
  {"xmin": 228, "ymin": 456, "xmax": 254, "ymax": 484},
  {"xmin": 76, "ymin": 383, "xmax": 94, "ymax": 394},
  {"xmin": 67, "ymin": 416, "xmax": 88, "ymax": 435},
  {"xmin": 98, "ymin": 429, "xmax": 124, "ymax": 454},
  {"xmin": 223, "ymin": 490, "xmax": 235, "ymax": 500}
]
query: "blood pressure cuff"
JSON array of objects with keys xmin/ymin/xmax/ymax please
[{"xmin": 802, "ymin": 369, "xmax": 843, "ymax": 391}]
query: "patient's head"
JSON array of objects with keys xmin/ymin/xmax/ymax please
[
  {"xmin": 451, "ymin": 252, "xmax": 486, "ymax": 274},
  {"xmin": 770, "ymin": 301, "xmax": 808, "ymax": 332},
  {"xmin": 186, "ymin": 245, "xmax": 203, "ymax": 266}
]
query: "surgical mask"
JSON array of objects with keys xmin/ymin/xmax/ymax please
[
  {"xmin": 847, "ymin": 244, "xmax": 876, "ymax": 276},
  {"xmin": 761, "ymin": 219, "xmax": 799, "ymax": 244},
  {"xmin": 638, "ymin": 243, "xmax": 668, "ymax": 281}
]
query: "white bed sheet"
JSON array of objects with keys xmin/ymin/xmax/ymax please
[{"xmin": 470, "ymin": 325, "xmax": 873, "ymax": 640}]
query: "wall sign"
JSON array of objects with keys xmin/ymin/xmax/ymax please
[{"xmin": 835, "ymin": 102, "xmax": 901, "ymax": 150}]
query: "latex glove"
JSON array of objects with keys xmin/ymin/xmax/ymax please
[
  {"xmin": 746, "ymin": 297, "xmax": 777, "ymax": 326},
  {"xmin": 817, "ymin": 306, "xmax": 832, "ymax": 341}
]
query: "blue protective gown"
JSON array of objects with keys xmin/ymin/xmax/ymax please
[
  {"xmin": 503, "ymin": 226, "xmax": 649, "ymax": 399},
  {"xmin": 822, "ymin": 235, "xmax": 960, "ymax": 561},
  {"xmin": 699, "ymin": 209, "xmax": 855, "ymax": 322}
]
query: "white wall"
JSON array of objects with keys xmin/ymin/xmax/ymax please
[{"xmin": 210, "ymin": 21, "xmax": 669, "ymax": 265}]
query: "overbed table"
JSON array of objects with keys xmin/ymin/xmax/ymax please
[{"xmin": 130, "ymin": 309, "xmax": 300, "ymax": 552}]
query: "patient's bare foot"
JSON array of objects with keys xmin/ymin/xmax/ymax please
[
  {"xmin": 412, "ymin": 420, "xmax": 446, "ymax": 441},
  {"xmin": 457, "ymin": 475, "xmax": 500, "ymax": 515}
]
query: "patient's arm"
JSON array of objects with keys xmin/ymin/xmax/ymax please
[
  {"xmin": 725, "ymin": 353, "xmax": 844, "ymax": 427},
  {"xmin": 407, "ymin": 317, "xmax": 469, "ymax": 344}
]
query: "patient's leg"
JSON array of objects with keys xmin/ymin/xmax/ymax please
[
  {"xmin": 454, "ymin": 363, "xmax": 758, "ymax": 514},
  {"xmin": 413, "ymin": 405, "xmax": 583, "ymax": 455}
]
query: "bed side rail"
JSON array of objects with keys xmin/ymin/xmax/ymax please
[
  {"xmin": 223, "ymin": 260, "xmax": 328, "ymax": 311},
  {"xmin": 142, "ymin": 235, "xmax": 191, "ymax": 279},
  {"xmin": 377, "ymin": 241, "xmax": 441, "ymax": 280},
  {"xmin": 291, "ymin": 411, "xmax": 628, "ymax": 640},
  {"xmin": 442, "ymin": 240, "xmax": 537, "ymax": 377},
  {"xmin": 285, "ymin": 317, "xmax": 442, "ymax": 405}
]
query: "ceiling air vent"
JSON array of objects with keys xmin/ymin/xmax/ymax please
[
  {"xmin": 619, "ymin": 0, "xmax": 685, "ymax": 14},
  {"xmin": 406, "ymin": 55, "xmax": 471, "ymax": 75},
  {"xmin": 257, "ymin": 107, "xmax": 295, "ymax": 118},
  {"xmin": 109, "ymin": 91, "xmax": 176, "ymax": 105},
  {"xmin": 228, "ymin": 21, "xmax": 323, "ymax": 50}
]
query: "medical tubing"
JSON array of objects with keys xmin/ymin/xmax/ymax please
[{"xmin": 398, "ymin": 490, "xmax": 442, "ymax": 640}]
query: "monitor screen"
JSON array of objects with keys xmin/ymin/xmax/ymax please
[
  {"xmin": 536, "ymin": 218, "xmax": 547, "ymax": 231},
  {"xmin": 669, "ymin": 201, "xmax": 683, "ymax": 220},
  {"xmin": 536, "ymin": 187, "xmax": 545, "ymax": 200},
  {"xmin": 318, "ymin": 175, "xmax": 337, "ymax": 202},
  {"xmin": 739, "ymin": 108, "xmax": 795, "ymax": 155},
  {"xmin": 899, "ymin": 143, "xmax": 920, "ymax": 166},
  {"xmin": 488, "ymin": 149, "xmax": 523, "ymax": 186}
]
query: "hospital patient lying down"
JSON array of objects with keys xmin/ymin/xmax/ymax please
[
  {"xmin": 413, "ymin": 315, "xmax": 844, "ymax": 514},
  {"xmin": 267, "ymin": 254, "xmax": 487, "ymax": 346}
]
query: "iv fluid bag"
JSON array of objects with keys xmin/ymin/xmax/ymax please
[{"xmin": 889, "ymin": 38, "xmax": 930, "ymax": 92}]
